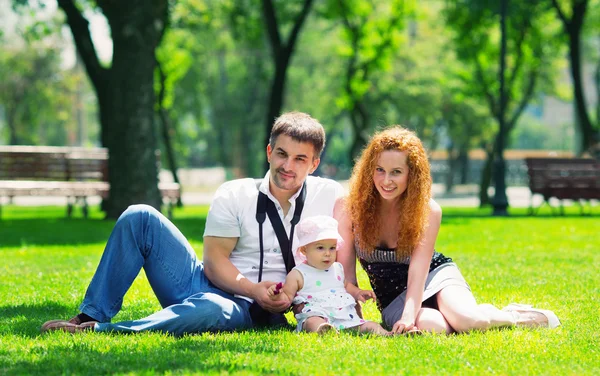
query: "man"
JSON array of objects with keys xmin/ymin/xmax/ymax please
[{"xmin": 41, "ymin": 111, "xmax": 344, "ymax": 335}]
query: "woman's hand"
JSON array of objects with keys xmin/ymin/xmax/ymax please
[{"xmin": 391, "ymin": 317, "xmax": 417, "ymax": 335}]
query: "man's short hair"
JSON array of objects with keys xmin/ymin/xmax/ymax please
[{"xmin": 269, "ymin": 112, "xmax": 326, "ymax": 158}]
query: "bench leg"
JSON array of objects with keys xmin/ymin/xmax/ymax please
[
  {"xmin": 167, "ymin": 200, "xmax": 174, "ymax": 219},
  {"xmin": 528, "ymin": 194, "xmax": 534, "ymax": 216},
  {"xmin": 559, "ymin": 200, "xmax": 565, "ymax": 216},
  {"xmin": 548, "ymin": 201, "xmax": 557, "ymax": 216},
  {"xmin": 578, "ymin": 199, "xmax": 592, "ymax": 216},
  {"xmin": 67, "ymin": 201, "xmax": 73, "ymax": 218},
  {"xmin": 82, "ymin": 197, "xmax": 89, "ymax": 219},
  {"xmin": 529, "ymin": 194, "xmax": 545, "ymax": 216}
]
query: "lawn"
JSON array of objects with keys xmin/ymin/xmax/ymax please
[{"xmin": 1, "ymin": 205, "xmax": 599, "ymax": 375}]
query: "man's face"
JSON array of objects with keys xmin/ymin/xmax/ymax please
[{"xmin": 267, "ymin": 134, "xmax": 320, "ymax": 193}]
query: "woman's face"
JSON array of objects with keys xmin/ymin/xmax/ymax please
[{"xmin": 372, "ymin": 150, "xmax": 410, "ymax": 202}]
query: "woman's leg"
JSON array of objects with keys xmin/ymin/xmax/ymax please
[
  {"xmin": 435, "ymin": 286, "xmax": 517, "ymax": 333},
  {"xmin": 79, "ymin": 204, "xmax": 204, "ymax": 322},
  {"xmin": 415, "ymin": 307, "xmax": 454, "ymax": 334}
]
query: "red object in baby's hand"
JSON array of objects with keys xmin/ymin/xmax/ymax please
[{"xmin": 274, "ymin": 282, "xmax": 283, "ymax": 295}]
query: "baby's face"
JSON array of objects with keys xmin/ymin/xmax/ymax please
[{"xmin": 302, "ymin": 238, "xmax": 337, "ymax": 270}]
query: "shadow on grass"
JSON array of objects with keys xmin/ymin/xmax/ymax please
[
  {"xmin": 0, "ymin": 302, "xmax": 76, "ymax": 338},
  {"xmin": 0, "ymin": 218, "xmax": 207, "ymax": 247},
  {"xmin": 2, "ymin": 301, "xmax": 288, "ymax": 375},
  {"xmin": 5, "ymin": 334, "xmax": 284, "ymax": 375}
]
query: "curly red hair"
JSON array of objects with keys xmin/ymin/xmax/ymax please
[{"xmin": 347, "ymin": 126, "xmax": 432, "ymax": 257}]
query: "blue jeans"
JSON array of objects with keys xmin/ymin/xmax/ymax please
[{"xmin": 79, "ymin": 204, "xmax": 254, "ymax": 336}]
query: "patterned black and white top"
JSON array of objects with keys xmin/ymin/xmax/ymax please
[{"xmin": 356, "ymin": 245, "xmax": 453, "ymax": 311}]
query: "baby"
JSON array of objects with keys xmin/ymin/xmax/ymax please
[{"xmin": 268, "ymin": 215, "xmax": 389, "ymax": 335}]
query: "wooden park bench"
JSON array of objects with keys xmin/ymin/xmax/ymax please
[
  {"xmin": 0, "ymin": 145, "xmax": 180, "ymax": 218},
  {"xmin": 524, "ymin": 157, "xmax": 600, "ymax": 215}
]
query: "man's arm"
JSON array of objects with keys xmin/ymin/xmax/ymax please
[{"xmin": 203, "ymin": 236, "xmax": 289, "ymax": 312}]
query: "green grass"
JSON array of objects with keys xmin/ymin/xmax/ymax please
[{"xmin": 1, "ymin": 205, "xmax": 599, "ymax": 375}]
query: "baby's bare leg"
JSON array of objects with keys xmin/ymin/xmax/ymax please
[
  {"xmin": 303, "ymin": 316, "xmax": 335, "ymax": 334},
  {"xmin": 357, "ymin": 321, "xmax": 390, "ymax": 336}
]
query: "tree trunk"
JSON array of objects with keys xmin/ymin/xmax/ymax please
[
  {"xmin": 594, "ymin": 42, "xmax": 600, "ymax": 129},
  {"xmin": 158, "ymin": 108, "xmax": 182, "ymax": 207},
  {"xmin": 6, "ymin": 106, "xmax": 18, "ymax": 145},
  {"xmin": 264, "ymin": 58, "xmax": 289, "ymax": 153},
  {"xmin": 568, "ymin": 28, "xmax": 596, "ymax": 154},
  {"xmin": 105, "ymin": 46, "xmax": 161, "ymax": 217},
  {"xmin": 479, "ymin": 147, "xmax": 494, "ymax": 208},
  {"xmin": 491, "ymin": 0, "xmax": 509, "ymax": 216},
  {"xmin": 458, "ymin": 148, "xmax": 469, "ymax": 184},
  {"xmin": 58, "ymin": 0, "xmax": 168, "ymax": 218},
  {"xmin": 445, "ymin": 145, "xmax": 456, "ymax": 193},
  {"xmin": 349, "ymin": 107, "xmax": 369, "ymax": 161},
  {"xmin": 261, "ymin": 0, "xmax": 314, "ymax": 171},
  {"xmin": 156, "ymin": 60, "xmax": 182, "ymax": 207},
  {"xmin": 552, "ymin": 0, "xmax": 597, "ymax": 153}
]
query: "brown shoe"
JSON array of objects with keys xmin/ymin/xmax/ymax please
[
  {"xmin": 41, "ymin": 320, "xmax": 97, "ymax": 333},
  {"xmin": 40, "ymin": 315, "xmax": 82, "ymax": 329}
]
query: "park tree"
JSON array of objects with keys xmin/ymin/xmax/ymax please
[
  {"xmin": 262, "ymin": 0, "xmax": 315, "ymax": 165},
  {"xmin": 374, "ymin": 3, "xmax": 458, "ymax": 150},
  {"xmin": 442, "ymin": 92, "xmax": 494, "ymax": 192},
  {"xmin": 0, "ymin": 11, "xmax": 82, "ymax": 147},
  {"xmin": 550, "ymin": 0, "xmax": 600, "ymax": 154},
  {"xmin": 444, "ymin": 0, "xmax": 563, "ymax": 209},
  {"xmin": 58, "ymin": 0, "xmax": 170, "ymax": 218},
  {"xmin": 161, "ymin": 0, "xmax": 271, "ymax": 178},
  {"xmin": 281, "ymin": 11, "xmax": 348, "ymax": 176},
  {"xmin": 0, "ymin": 45, "xmax": 61, "ymax": 145},
  {"xmin": 323, "ymin": 0, "xmax": 408, "ymax": 160},
  {"xmin": 11, "ymin": 0, "xmax": 172, "ymax": 218},
  {"xmin": 371, "ymin": 3, "xmax": 494, "ymax": 192}
]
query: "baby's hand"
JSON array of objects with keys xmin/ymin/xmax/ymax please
[
  {"xmin": 355, "ymin": 289, "xmax": 376, "ymax": 303},
  {"xmin": 267, "ymin": 282, "xmax": 284, "ymax": 297}
]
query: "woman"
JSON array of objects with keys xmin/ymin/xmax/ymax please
[{"xmin": 334, "ymin": 126, "xmax": 560, "ymax": 334}]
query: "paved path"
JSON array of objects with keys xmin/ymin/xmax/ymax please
[{"xmin": 1, "ymin": 184, "xmax": 540, "ymax": 208}]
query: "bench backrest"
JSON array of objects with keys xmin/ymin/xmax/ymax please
[
  {"xmin": 524, "ymin": 157, "xmax": 600, "ymax": 199},
  {"xmin": 0, "ymin": 145, "xmax": 108, "ymax": 182}
]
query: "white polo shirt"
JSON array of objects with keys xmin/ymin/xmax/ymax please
[{"xmin": 203, "ymin": 172, "xmax": 345, "ymax": 301}]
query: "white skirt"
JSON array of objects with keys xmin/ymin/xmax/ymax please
[{"xmin": 381, "ymin": 263, "xmax": 470, "ymax": 328}]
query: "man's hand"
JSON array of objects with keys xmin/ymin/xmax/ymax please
[
  {"xmin": 252, "ymin": 281, "xmax": 290, "ymax": 312},
  {"xmin": 354, "ymin": 289, "xmax": 376, "ymax": 303}
]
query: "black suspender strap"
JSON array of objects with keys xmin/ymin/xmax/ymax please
[
  {"xmin": 255, "ymin": 183, "xmax": 268, "ymax": 282},
  {"xmin": 255, "ymin": 179, "xmax": 306, "ymax": 282}
]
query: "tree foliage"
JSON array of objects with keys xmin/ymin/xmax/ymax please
[
  {"xmin": 0, "ymin": 8, "xmax": 93, "ymax": 146},
  {"xmin": 323, "ymin": 0, "xmax": 410, "ymax": 160},
  {"xmin": 444, "ymin": 0, "xmax": 564, "ymax": 205}
]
